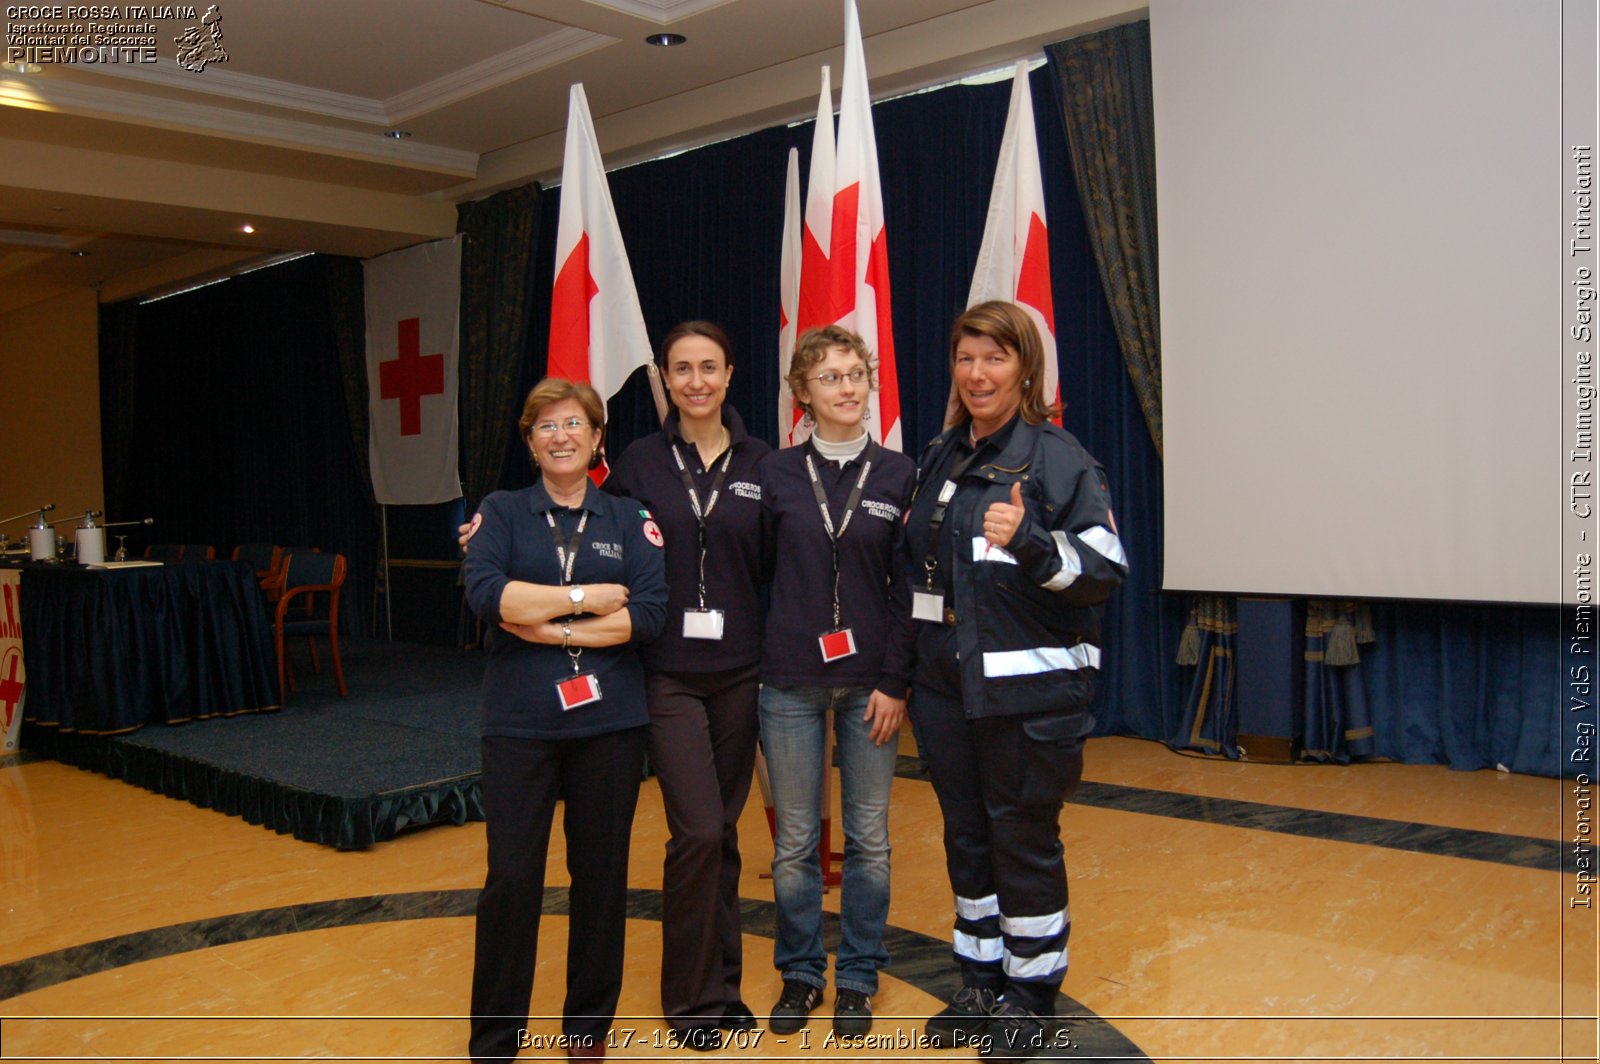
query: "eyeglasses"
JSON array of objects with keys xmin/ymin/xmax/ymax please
[
  {"xmin": 805, "ymin": 367, "xmax": 869, "ymax": 388},
  {"xmin": 533, "ymin": 417, "xmax": 589, "ymax": 437}
]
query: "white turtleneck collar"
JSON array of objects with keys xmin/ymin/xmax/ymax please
[{"xmin": 810, "ymin": 428, "xmax": 870, "ymax": 465}]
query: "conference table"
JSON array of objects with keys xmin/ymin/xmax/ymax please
[{"xmin": 15, "ymin": 559, "xmax": 280, "ymax": 735}]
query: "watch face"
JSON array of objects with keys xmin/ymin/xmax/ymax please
[{"xmin": 570, "ymin": 587, "xmax": 584, "ymax": 602}]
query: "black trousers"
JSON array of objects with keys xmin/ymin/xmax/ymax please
[
  {"xmin": 911, "ymin": 685, "xmax": 1085, "ymax": 1016},
  {"xmin": 646, "ymin": 665, "xmax": 761, "ymax": 1029},
  {"xmin": 469, "ymin": 726, "xmax": 647, "ymax": 1062}
]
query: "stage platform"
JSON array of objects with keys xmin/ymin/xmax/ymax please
[{"xmin": 22, "ymin": 639, "xmax": 487, "ymax": 850}]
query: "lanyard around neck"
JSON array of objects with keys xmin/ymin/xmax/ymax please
[
  {"xmin": 804, "ymin": 442, "xmax": 876, "ymax": 628},
  {"xmin": 544, "ymin": 509, "xmax": 590, "ymax": 585},
  {"xmin": 670, "ymin": 437, "xmax": 735, "ymax": 609},
  {"xmin": 920, "ymin": 440, "xmax": 987, "ymax": 592}
]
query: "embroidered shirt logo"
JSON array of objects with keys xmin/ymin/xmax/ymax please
[
  {"xmin": 729, "ymin": 481, "xmax": 761, "ymax": 500},
  {"xmin": 861, "ymin": 500, "xmax": 902, "ymax": 522}
]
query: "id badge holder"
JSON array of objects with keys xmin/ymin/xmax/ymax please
[
  {"xmin": 556, "ymin": 672, "xmax": 603, "ymax": 711},
  {"xmin": 682, "ymin": 608, "xmax": 726, "ymax": 640},
  {"xmin": 913, "ymin": 590, "xmax": 946, "ymax": 623},
  {"xmin": 818, "ymin": 627, "xmax": 858, "ymax": 663}
]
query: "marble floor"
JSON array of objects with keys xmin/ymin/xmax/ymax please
[{"xmin": 0, "ymin": 733, "xmax": 1593, "ymax": 1063}]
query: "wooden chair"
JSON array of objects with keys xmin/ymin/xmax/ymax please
[
  {"xmin": 233, "ymin": 543, "xmax": 284, "ymax": 600},
  {"xmin": 273, "ymin": 552, "xmax": 348, "ymax": 700}
]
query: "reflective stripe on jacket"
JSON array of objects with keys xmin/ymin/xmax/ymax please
[{"xmin": 906, "ymin": 417, "xmax": 1127, "ymax": 722}]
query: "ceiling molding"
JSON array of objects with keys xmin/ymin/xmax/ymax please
[
  {"xmin": 0, "ymin": 77, "xmax": 480, "ymax": 175},
  {"xmin": 385, "ymin": 27, "xmax": 616, "ymax": 124},
  {"xmin": 568, "ymin": 0, "xmax": 733, "ymax": 24},
  {"xmin": 82, "ymin": 57, "xmax": 390, "ymax": 124},
  {"xmin": 83, "ymin": 26, "xmax": 620, "ymax": 129},
  {"xmin": 0, "ymin": 229, "xmax": 73, "ymax": 250}
]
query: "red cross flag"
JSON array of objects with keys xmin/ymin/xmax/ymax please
[
  {"xmin": 968, "ymin": 61, "xmax": 1059, "ymax": 424},
  {"xmin": 364, "ymin": 236, "xmax": 464, "ymax": 504},
  {"xmin": 1, "ymin": 570, "xmax": 25, "ymax": 755},
  {"xmin": 548, "ymin": 83, "xmax": 654, "ymax": 475},
  {"xmin": 777, "ymin": 146, "xmax": 803, "ymax": 446},
  {"xmin": 794, "ymin": 2, "xmax": 900, "ymax": 451},
  {"xmin": 783, "ymin": 66, "xmax": 836, "ymax": 449}
]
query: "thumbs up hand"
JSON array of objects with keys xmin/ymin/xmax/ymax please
[{"xmin": 983, "ymin": 481, "xmax": 1027, "ymax": 549}]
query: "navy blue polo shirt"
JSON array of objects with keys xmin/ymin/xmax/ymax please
[
  {"xmin": 759, "ymin": 439, "xmax": 916, "ymax": 697},
  {"xmin": 464, "ymin": 481, "xmax": 668, "ymax": 739},
  {"xmin": 603, "ymin": 406, "xmax": 770, "ymax": 674}
]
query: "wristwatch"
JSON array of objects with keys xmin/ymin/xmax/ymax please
[{"xmin": 569, "ymin": 585, "xmax": 585, "ymax": 614}]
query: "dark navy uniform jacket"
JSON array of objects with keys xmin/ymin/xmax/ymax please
[
  {"xmin": 904, "ymin": 414, "xmax": 1127, "ymax": 726},
  {"xmin": 758, "ymin": 439, "xmax": 915, "ymax": 698},
  {"xmin": 603, "ymin": 406, "xmax": 770, "ymax": 675},
  {"xmin": 464, "ymin": 481, "xmax": 668, "ymax": 739}
]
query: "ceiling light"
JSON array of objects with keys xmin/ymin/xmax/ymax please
[
  {"xmin": 240, "ymin": 224, "xmax": 255, "ymax": 234},
  {"xmin": 645, "ymin": 33, "xmax": 686, "ymax": 47},
  {"xmin": 383, "ymin": 129, "xmax": 412, "ymax": 139},
  {"xmin": 69, "ymin": 250, "xmax": 90, "ymax": 257},
  {"xmin": 2, "ymin": 61, "xmax": 44, "ymax": 75}
]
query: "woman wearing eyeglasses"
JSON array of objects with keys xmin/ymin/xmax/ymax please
[
  {"xmin": 602, "ymin": 321, "xmax": 772, "ymax": 1050},
  {"xmin": 463, "ymin": 378, "xmax": 668, "ymax": 1062},
  {"xmin": 756, "ymin": 325, "xmax": 914, "ymax": 1038}
]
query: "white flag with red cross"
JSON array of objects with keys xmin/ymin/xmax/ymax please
[
  {"xmin": 547, "ymin": 83, "xmax": 654, "ymax": 470},
  {"xmin": 1, "ymin": 570, "xmax": 25, "ymax": 755},
  {"xmin": 777, "ymin": 147, "xmax": 803, "ymax": 447},
  {"xmin": 968, "ymin": 60, "xmax": 1060, "ymax": 423},
  {"xmin": 364, "ymin": 236, "xmax": 464, "ymax": 504},
  {"xmin": 793, "ymin": 3, "xmax": 900, "ymax": 450},
  {"xmin": 830, "ymin": 0, "xmax": 900, "ymax": 450}
]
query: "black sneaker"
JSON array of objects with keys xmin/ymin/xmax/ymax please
[
  {"xmin": 924, "ymin": 984, "xmax": 999, "ymax": 1048},
  {"xmin": 833, "ymin": 988, "xmax": 873, "ymax": 1036},
  {"xmin": 980, "ymin": 1000, "xmax": 1048, "ymax": 1062},
  {"xmin": 720, "ymin": 1000, "xmax": 757, "ymax": 1031},
  {"xmin": 768, "ymin": 978, "xmax": 823, "ymax": 1034}
]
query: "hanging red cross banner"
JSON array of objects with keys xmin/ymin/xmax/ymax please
[
  {"xmin": 364, "ymin": 236, "xmax": 463, "ymax": 504},
  {"xmin": 1, "ymin": 570, "xmax": 25, "ymax": 756}
]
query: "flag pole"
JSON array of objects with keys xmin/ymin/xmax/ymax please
[
  {"xmin": 381, "ymin": 503, "xmax": 392, "ymax": 641},
  {"xmin": 645, "ymin": 363, "xmax": 669, "ymax": 425}
]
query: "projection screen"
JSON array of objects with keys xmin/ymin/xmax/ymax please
[{"xmin": 1151, "ymin": 0, "xmax": 1563, "ymax": 604}]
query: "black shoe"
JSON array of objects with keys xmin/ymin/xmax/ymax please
[
  {"xmin": 980, "ymin": 1000, "xmax": 1048, "ymax": 1062},
  {"xmin": 719, "ymin": 1000, "xmax": 757, "ymax": 1031},
  {"xmin": 924, "ymin": 984, "xmax": 999, "ymax": 1048},
  {"xmin": 833, "ymin": 988, "xmax": 873, "ymax": 1036},
  {"xmin": 768, "ymin": 978, "xmax": 823, "ymax": 1034},
  {"xmin": 673, "ymin": 1025, "xmax": 722, "ymax": 1052}
]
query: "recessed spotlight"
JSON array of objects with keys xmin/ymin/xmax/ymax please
[
  {"xmin": 69, "ymin": 250, "xmax": 90, "ymax": 257},
  {"xmin": 240, "ymin": 224, "xmax": 256, "ymax": 234},
  {"xmin": 644, "ymin": 32, "xmax": 686, "ymax": 47},
  {"xmin": 383, "ymin": 129, "xmax": 413, "ymax": 139},
  {"xmin": 2, "ymin": 61, "xmax": 44, "ymax": 75}
]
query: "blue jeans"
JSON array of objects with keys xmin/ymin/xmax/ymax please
[{"xmin": 759, "ymin": 684, "xmax": 897, "ymax": 993}]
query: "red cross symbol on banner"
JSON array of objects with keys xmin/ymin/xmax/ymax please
[
  {"xmin": 378, "ymin": 317, "xmax": 445, "ymax": 436},
  {"xmin": 0, "ymin": 648, "xmax": 23, "ymax": 735}
]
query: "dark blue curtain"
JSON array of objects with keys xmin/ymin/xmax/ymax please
[
  {"xmin": 100, "ymin": 255, "xmax": 379, "ymax": 635},
  {"xmin": 1363, "ymin": 603, "xmax": 1561, "ymax": 775}
]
